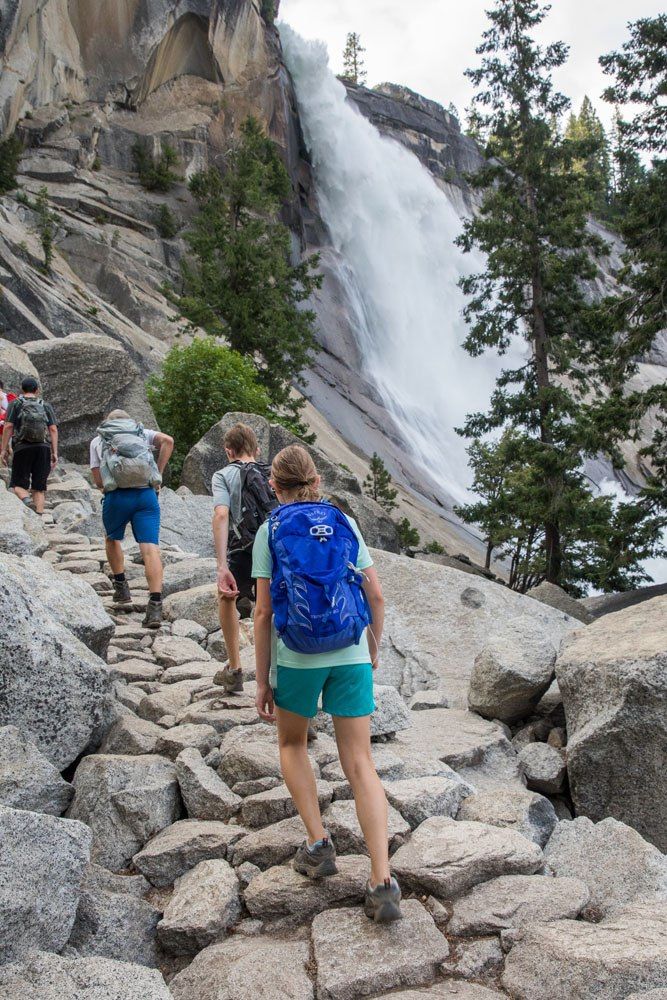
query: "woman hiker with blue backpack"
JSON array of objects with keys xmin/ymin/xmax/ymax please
[{"xmin": 252, "ymin": 444, "xmax": 403, "ymax": 923}]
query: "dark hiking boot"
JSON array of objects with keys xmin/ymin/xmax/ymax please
[
  {"xmin": 112, "ymin": 579, "xmax": 132, "ymax": 604},
  {"xmin": 143, "ymin": 598, "xmax": 163, "ymax": 629},
  {"xmin": 364, "ymin": 877, "xmax": 402, "ymax": 923},
  {"xmin": 293, "ymin": 837, "xmax": 338, "ymax": 879},
  {"xmin": 216, "ymin": 665, "xmax": 244, "ymax": 694}
]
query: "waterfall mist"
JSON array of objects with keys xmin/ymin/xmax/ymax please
[{"xmin": 281, "ymin": 24, "xmax": 522, "ymax": 505}]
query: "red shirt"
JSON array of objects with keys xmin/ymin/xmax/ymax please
[{"xmin": 0, "ymin": 391, "xmax": 16, "ymax": 425}]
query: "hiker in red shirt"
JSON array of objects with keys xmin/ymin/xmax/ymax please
[{"xmin": 0, "ymin": 380, "xmax": 16, "ymax": 440}]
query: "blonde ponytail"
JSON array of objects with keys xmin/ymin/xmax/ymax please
[{"xmin": 272, "ymin": 445, "xmax": 320, "ymax": 502}]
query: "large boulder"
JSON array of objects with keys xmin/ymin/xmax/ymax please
[
  {"xmin": 23, "ymin": 332, "xmax": 157, "ymax": 462},
  {"xmin": 0, "ymin": 725, "xmax": 73, "ymax": 815},
  {"xmin": 0, "ymin": 804, "xmax": 92, "ymax": 963},
  {"xmin": 0, "ymin": 480, "xmax": 48, "ymax": 556},
  {"xmin": 0, "ymin": 337, "xmax": 39, "ymax": 393},
  {"xmin": 0, "ymin": 552, "xmax": 114, "ymax": 656},
  {"xmin": 0, "ymin": 951, "xmax": 173, "ymax": 1000},
  {"xmin": 67, "ymin": 754, "xmax": 180, "ymax": 871},
  {"xmin": 157, "ymin": 859, "xmax": 241, "ymax": 955},
  {"xmin": 370, "ymin": 549, "xmax": 577, "ymax": 702},
  {"xmin": 544, "ymin": 817, "xmax": 667, "ymax": 919},
  {"xmin": 556, "ymin": 596, "xmax": 667, "ymax": 850},
  {"xmin": 161, "ymin": 557, "xmax": 218, "ymax": 598},
  {"xmin": 467, "ymin": 619, "xmax": 557, "ymax": 723},
  {"xmin": 502, "ymin": 900, "xmax": 667, "ymax": 1000},
  {"xmin": 180, "ymin": 411, "xmax": 400, "ymax": 552},
  {"xmin": 527, "ymin": 581, "xmax": 593, "ymax": 624},
  {"xmin": 164, "ymin": 582, "xmax": 220, "ymax": 633},
  {"xmin": 0, "ymin": 579, "xmax": 115, "ymax": 770},
  {"xmin": 159, "ymin": 489, "xmax": 216, "ymax": 558}
]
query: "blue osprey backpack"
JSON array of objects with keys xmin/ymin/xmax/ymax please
[{"xmin": 268, "ymin": 501, "xmax": 372, "ymax": 655}]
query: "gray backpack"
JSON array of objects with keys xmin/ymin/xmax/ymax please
[
  {"xmin": 97, "ymin": 418, "xmax": 162, "ymax": 492},
  {"xmin": 15, "ymin": 398, "xmax": 48, "ymax": 444}
]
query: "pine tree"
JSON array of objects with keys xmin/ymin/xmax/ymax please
[
  {"xmin": 342, "ymin": 33, "xmax": 367, "ymax": 86},
  {"xmin": 454, "ymin": 0, "xmax": 663, "ymax": 593},
  {"xmin": 172, "ymin": 118, "xmax": 321, "ymax": 432},
  {"xmin": 0, "ymin": 134, "xmax": 21, "ymax": 195},
  {"xmin": 600, "ymin": 14, "xmax": 667, "ymax": 546},
  {"xmin": 564, "ymin": 96, "xmax": 611, "ymax": 212},
  {"xmin": 397, "ymin": 518, "xmax": 420, "ymax": 553},
  {"xmin": 609, "ymin": 107, "xmax": 645, "ymax": 212},
  {"xmin": 34, "ymin": 186, "xmax": 57, "ymax": 273},
  {"xmin": 363, "ymin": 453, "xmax": 397, "ymax": 512}
]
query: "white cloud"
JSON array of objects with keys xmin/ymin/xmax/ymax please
[{"xmin": 279, "ymin": 0, "xmax": 664, "ymax": 129}]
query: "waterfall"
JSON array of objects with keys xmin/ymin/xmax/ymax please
[{"xmin": 280, "ymin": 24, "xmax": 522, "ymax": 505}]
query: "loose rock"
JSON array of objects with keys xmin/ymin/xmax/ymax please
[
  {"xmin": 244, "ymin": 856, "xmax": 369, "ymax": 920},
  {"xmin": 133, "ymin": 819, "xmax": 247, "ymax": 887},
  {"xmin": 448, "ymin": 873, "xmax": 590, "ymax": 935},
  {"xmin": 67, "ymin": 754, "xmax": 179, "ymax": 870},
  {"xmin": 312, "ymin": 900, "xmax": 449, "ymax": 1000},
  {"xmin": 391, "ymin": 817, "xmax": 543, "ymax": 899},
  {"xmin": 0, "ymin": 951, "xmax": 173, "ymax": 1000},
  {"xmin": 157, "ymin": 859, "xmax": 241, "ymax": 955},
  {"xmin": 176, "ymin": 747, "xmax": 242, "ymax": 821},
  {"xmin": 518, "ymin": 742, "xmax": 567, "ymax": 794},
  {"xmin": 456, "ymin": 786, "xmax": 558, "ymax": 847}
]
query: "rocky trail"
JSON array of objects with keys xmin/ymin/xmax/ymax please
[{"xmin": 1, "ymin": 463, "xmax": 666, "ymax": 1000}]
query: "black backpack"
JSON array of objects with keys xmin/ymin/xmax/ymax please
[
  {"xmin": 227, "ymin": 461, "xmax": 278, "ymax": 552},
  {"xmin": 14, "ymin": 397, "xmax": 49, "ymax": 445}
]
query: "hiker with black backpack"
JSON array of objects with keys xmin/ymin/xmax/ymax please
[
  {"xmin": 0, "ymin": 377, "xmax": 58, "ymax": 515},
  {"xmin": 212, "ymin": 423, "xmax": 277, "ymax": 694},
  {"xmin": 252, "ymin": 444, "xmax": 403, "ymax": 923},
  {"xmin": 90, "ymin": 409, "xmax": 174, "ymax": 628}
]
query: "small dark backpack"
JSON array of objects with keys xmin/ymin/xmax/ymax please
[
  {"xmin": 14, "ymin": 398, "xmax": 48, "ymax": 444},
  {"xmin": 227, "ymin": 461, "xmax": 278, "ymax": 552}
]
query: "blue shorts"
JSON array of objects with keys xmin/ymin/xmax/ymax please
[
  {"xmin": 102, "ymin": 487, "xmax": 160, "ymax": 545},
  {"xmin": 274, "ymin": 663, "xmax": 375, "ymax": 719}
]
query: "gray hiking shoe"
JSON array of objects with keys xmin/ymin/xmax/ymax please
[
  {"xmin": 364, "ymin": 877, "xmax": 402, "ymax": 923},
  {"xmin": 112, "ymin": 579, "xmax": 132, "ymax": 604},
  {"xmin": 293, "ymin": 837, "xmax": 338, "ymax": 879},
  {"xmin": 216, "ymin": 666, "xmax": 244, "ymax": 694},
  {"xmin": 142, "ymin": 599, "xmax": 163, "ymax": 629}
]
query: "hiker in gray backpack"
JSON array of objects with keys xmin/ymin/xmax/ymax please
[
  {"xmin": 90, "ymin": 409, "xmax": 174, "ymax": 628},
  {"xmin": 212, "ymin": 422, "xmax": 277, "ymax": 693},
  {"xmin": 0, "ymin": 377, "xmax": 58, "ymax": 515}
]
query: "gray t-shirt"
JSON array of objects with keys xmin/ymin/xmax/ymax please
[{"xmin": 212, "ymin": 463, "xmax": 244, "ymax": 524}]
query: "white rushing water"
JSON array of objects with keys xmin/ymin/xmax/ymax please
[{"xmin": 280, "ymin": 24, "xmax": 522, "ymax": 505}]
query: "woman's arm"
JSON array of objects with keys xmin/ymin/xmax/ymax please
[
  {"xmin": 362, "ymin": 566, "xmax": 385, "ymax": 670},
  {"xmin": 254, "ymin": 578, "xmax": 275, "ymax": 721}
]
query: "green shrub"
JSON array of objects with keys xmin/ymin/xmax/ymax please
[
  {"xmin": 147, "ymin": 337, "xmax": 271, "ymax": 483},
  {"xmin": 132, "ymin": 141, "xmax": 180, "ymax": 192},
  {"xmin": 0, "ymin": 135, "xmax": 22, "ymax": 195},
  {"xmin": 423, "ymin": 540, "xmax": 446, "ymax": 555},
  {"xmin": 34, "ymin": 186, "xmax": 57, "ymax": 273},
  {"xmin": 261, "ymin": 0, "xmax": 277, "ymax": 23},
  {"xmin": 154, "ymin": 204, "xmax": 179, "ymax": 239}
]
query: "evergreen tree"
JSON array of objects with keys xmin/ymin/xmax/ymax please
[
  {"xmin": 600, "ymin": 14, "xmax": 667, "ymax": 545},
  {"xmin": 363, "ymin": 453, "xmax": 397, "ymax": 512},
  {"xmin": 132, "ymin": 141, "xmax": 180, "ymax": 192},
  {"xmin": 397, "ymin": 518, "xmax": 420, "ymax": 553},
  {"xmin": 564, "ymin": 96, "xmax": 611, "ymax": 212},
  {"xmin": 600, "ymin": 14, "xmax": 667, "ymax": 154},
  {"xmin": 171, "ymin": 117, "xmax": 321, "ymax": 432},
  {"xmin": 454, "ymin": 0, "xmax": 662, "ymax": 592},
  {"xmin": 34, "ymin": 186, "xmax": 57, "ymax": 273},
  {"xmin": 0, "ymin": 134, "xmax": 21, "ymax": 195},
  {"xmin": 609, "ymin": 106, "xmax": 645, "ymax": 211},
  {"xmin": 447, "ymin": 103, "xmax": 460, "ymax": 125},
  {"xmin": 342, "ymin": 33, "xmax": 367, "ymax": 86}
]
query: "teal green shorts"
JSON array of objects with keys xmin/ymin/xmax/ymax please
[{"xmin": 274, "ymin": 663, "xmax": 375, "ymax": 719}]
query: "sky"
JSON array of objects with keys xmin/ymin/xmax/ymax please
[{"xmin": 279, "ymin": 0, "xmax": 664, "ymax": 131}]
